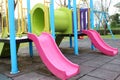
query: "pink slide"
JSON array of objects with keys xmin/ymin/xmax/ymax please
[
  {"xmin": 28, "ymin": 32, "xmax": 80, "ymax": 80},
  {"xmin": 83, "ymin": 30, "xmax": 118, "ymax": 56}
]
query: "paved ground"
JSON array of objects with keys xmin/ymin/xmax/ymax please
[{"xmin": 0, "ymin": 38, "xmax": 120, "ymax": 80}]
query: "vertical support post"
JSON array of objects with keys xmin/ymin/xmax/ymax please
[
  {"xmin": 70, "ymin": 36, "xmax": 72, "ymax": 48},
  {"xmin": 98, "ymin": 13, "xmax": 102, "ymax": 29},
  {"xmin": 80, "ymin": 10, "xmax": 82, "ymax": 32},
  {"xmin": 90, "ymin": 0, "xmax": 94, "ymax": 29},
  {"xmin": 83, "ymin": 10, "xmax": 86, "ymax": 29},
  {"xmin": 68, "ymin": 0, "xmax": 72, "ymax": 48},
  {"xmin": 90, "ymin": 0, "xmax": 95, "ymax": 50},
  {"xmin": 103, "ymin": 13, "xmax": 115, "ymax": 39},
  {"xmin": 73, "ymin": 0, "xmax": 78, "ymax": 55},
  {"xmin": 68, "ymin": 0, "xmax": 71, "ymax": 9},
  {"xmin": 27, "ymin": 0, "xmax": 33, "ymax": 57},
  {"xmin": 8, "ymin": 0, "xmax": 19, "ymax": 74},
  {"xmin": 5, "ymin": 0, "xmax": 9, "ymax": 34},
  {"xmin": 87, "ymin": 8, "xmax": 91, "ymax": 30},
  {"xmin": 50, "ymin": 0, "xmax": 55, "ymax": 39}
]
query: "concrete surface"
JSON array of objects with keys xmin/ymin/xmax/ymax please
[{"xmin": 0, "ymin": 38, "xmax": 120, "ymax": 80}]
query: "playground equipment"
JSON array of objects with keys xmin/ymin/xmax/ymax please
[
  {"xmin": 30, "ymin": 3, "xmax": 73, "ymax": 35},
  {"xmin": 17, "ymin": 0, "xmax": 27, "ymax": 36},
  {"xmin": 79, "ymin": 8, "xmax": 90, "ymax": 32},
  {"xmin": 0, "ymin": 1, "xmax": 118, "ymax": 80},
  {"xmin": 0, "ymin": 0, "xmax": 28, "ymax": 57},
  {"xmin": 83, "ymin": 30, "xmax": 118, "ymax": 56},
  {"xmin": 0, "ymin": 0, "xmax": 9, "ymax": 38},
  {"xmin": 1, "ymin": 0, "xmax": 80, "ymax": 76},
  {"xmin": 0, "ymin": 0, "xmax": 10, "ymax": 57},
  {"xmin": 28, "ymin": 32, "xmax": 80, "ymax": 80},
  {"xmin": 94, "ymin": 10, "xmax": 115, "ymax": 39},
  {"xmin": 28, "ymin": 1, "xmax": 118, "ymax": 79},
  {"xmin": 17, "ymin": 0, "xmax": 27, "ymax": 35}
]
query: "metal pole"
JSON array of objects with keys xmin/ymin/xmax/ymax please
[
  {"xmin": 68, "ymin": 0, "xmax": 72, "ymax": 48},
  {"xmin": 70, "ymin": 37, "xmax": 72, "ymax": 48},
  {"xmin": 50, "ymin": 0, "xmax": 55, "ymax": 39},
  {"xmin": 90, "ymin": 0, "xmax": 94, "ymax": 29},
  {"xmin": 68, "ymin": 0, "xmax": 71, "ymax": 9},
  {"xmin": 27, "ymin": 0, "xmax": 33, "ymax": 57},
  {"xmin": 90, "ymin": 0, "xmax": 95, "ymax": 50},
  {"xmin": 80, "ymin": 10, "xmax": 82, "ymax": 32},
  {"xmin": 83, "ymin": 10, "xmax": 86, "ymax": 29},
  {"xmin": 8, "ymin": 0, "xmax": 19, "ymax": 74},
  {"xmin": 73, "ymin": 0, "xmax": 78, "ymax": 55}
]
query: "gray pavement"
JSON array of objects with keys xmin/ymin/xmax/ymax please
[{"xmin": 0, "ymin": 38, "xmax": 120, "ymax": 80}]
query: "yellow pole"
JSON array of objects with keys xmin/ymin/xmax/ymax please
[
  {"xmin": 87, "ymin": 8, "xmax": 90, "ymax": 30},
  {"xmin": 5, "ymin": 0, "xmax": 9, "ymax": 34},
  {"xmin": 1, "ymin": 0, "xmax": 8, "ymax": 38},
  {"xmin": 17, "ymin": 0, "xmax": 21, "ymax": 35},
  {"xmin": 44, "ymin": 0, "xmax": 50, "ymax": 32},
  {"xmin": 1, "ymin": 0, "xmax": 3, "ymax": 33},
  {"xmin": 20, "ymin": 0, "xmax": 24, "ymax": 34},
  {"xmin": 22, "ymin": 8, "xmax": 27, "ymax": 33},
  {"xmin": 78, "ymin": 0, "xmax": 81, "ymax": 31},
  {"xmin": 24, "ymin": 8, "xmax": 27, "ymax": 33}
]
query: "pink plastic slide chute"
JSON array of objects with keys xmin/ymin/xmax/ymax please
[
  {"xmin": 28, "ymin": 32, "xmax": 80, "ymax": 80},
  {"xmin": 83, "ymin": 30, "xmax": 118, "ymax": 56}
]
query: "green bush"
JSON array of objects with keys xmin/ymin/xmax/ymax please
[
  {"xmin": 116, "ymin": 24, "xmax": 120, "ymax": 28},
  {"xmin": 110, "ymin": 21, "xmax": 117, "ymax": 28}
]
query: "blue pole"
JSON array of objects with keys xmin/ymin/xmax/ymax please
[
  {"xmin": 68, "ymin": 0, "xmax": 71, "ymax": 9},
  {"xmin": 27, "ymin": 0, "xmax": 31, "ymax": 32},
  {"xmin": 68, "ymin": 0, "xmax": 72, "ymax": 48},
  {"xmin": 90, "ymin": 0, "xmax": 94, "ymax": 29},
  {"xmin": 50, "ymin": 0, "xmax": 55, "ymax": 39},
  {"xmin": 27, "ymin": 0, "xmax": 33, "ymax": 57},
  {"xmin": 98, "ymin": 13, "xmax": 102, "ymax": 29},
  {"xmin": 73, "ymin": 0, "xmax": 78, "ymax": 55},
  {"xmin": 70, "ymin": 37, "xmax": 72, "ymax": 48},
  {"xmin": 103, "ymin": 13, "xmax": 115, "ymax": 39},
  {"xmin": 8, "ymin": 0, "xmax": 19, "ymax": 74},
  {"xmin": 90, "ymin": 0, "xmax": 95, "ymax": 50}
]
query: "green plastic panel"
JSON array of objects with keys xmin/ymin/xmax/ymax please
[
  {"xmin": 30, "ymin": 3, "xmax": 50, "ymax": 35},
  {"xmin": 30, "ymin": 4, "xmax": 73, "ymax": 35}
]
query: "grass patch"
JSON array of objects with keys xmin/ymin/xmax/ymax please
[{"xmin": 101, "ymin": 34, "xmax": 120, "ymax": 39}]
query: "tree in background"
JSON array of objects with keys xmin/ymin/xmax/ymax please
[
  {"xmin": 56, "ymin": 0, "xmax": 67, "ymax": 7},
  {"xmin": 110, "ymin": 13, "xmax": 120, "ymax": 24},
  {"xmin": 110, "ymin": 13, "xmax": 120, "ymax": 28}
]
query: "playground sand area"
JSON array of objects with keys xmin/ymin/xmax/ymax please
[{"xmin": 0, "ymin": 38, "xmax": 120, "ymax": 80}]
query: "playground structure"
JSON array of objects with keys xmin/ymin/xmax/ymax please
[
  {"xmin": 0, "ymin": 0, "xmax": 28, "ymax": 57},
  {"xmin": 94, "ymin": 10, "xmax": 115, "ymax": 39},
  {"xmin": 28, "ymin": 32, "xmax": 80, "ymax": 79},
  {"xmin": 0, "ymin": 0, "xmax": 118, "ymax": 79}
]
